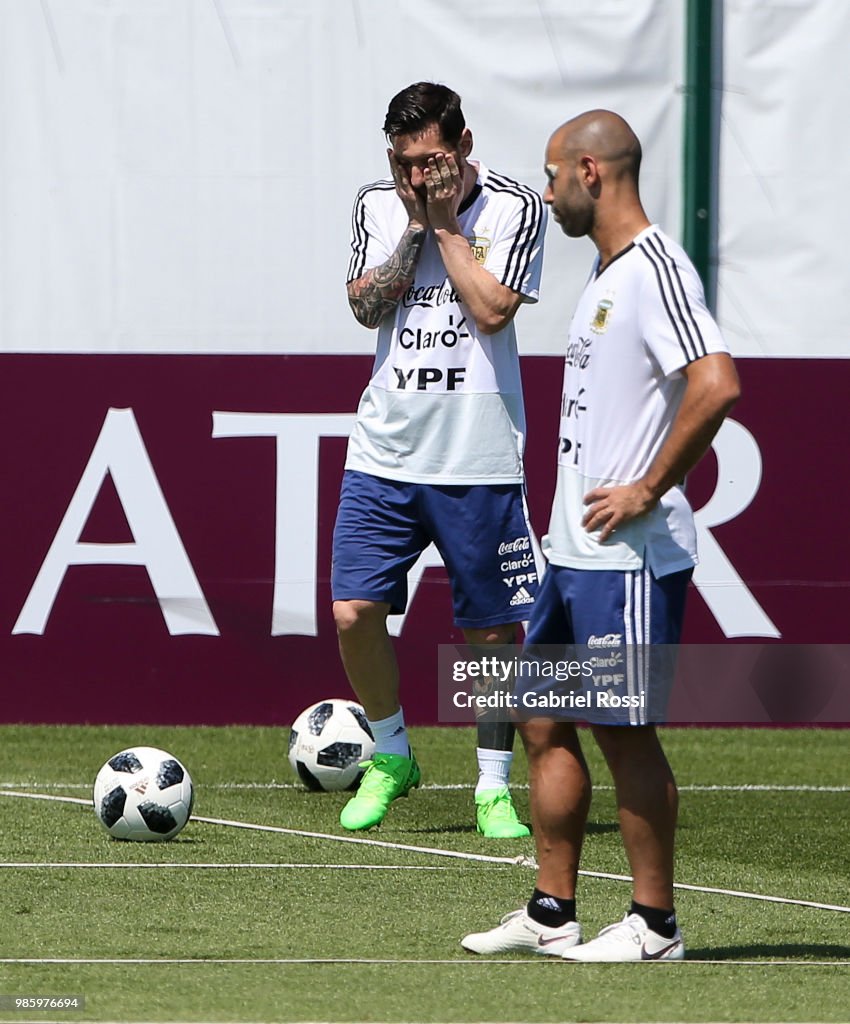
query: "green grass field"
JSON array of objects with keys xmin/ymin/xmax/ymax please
[{"xmin": 0, "ymin": 724, "xmax": 848, "ymax": 1024}]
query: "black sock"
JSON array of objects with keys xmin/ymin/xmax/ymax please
[
  {"xmin": 476, "ymin": 718, "xmax": 515, "ymax": 752},
  {"xmin": 527, "ymin": 889, "xmax": 577, "ymax": 927},
  {"xmin": 630, "ymin": 900, "xmax": 677, "ymax": 939}
]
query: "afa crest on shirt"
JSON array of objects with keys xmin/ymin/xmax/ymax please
[
  {"xmin": 590, "ymin": 298, "xmax": 614, "ymax": 334},
  {"xmin": 468, "ymin": 234, "xmax": 490, "ymax": 264}
]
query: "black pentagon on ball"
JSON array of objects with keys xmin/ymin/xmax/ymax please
[
  {"xmin": 156, "ymin": 759, "xmax": 184, "ymax": 789},
  {"xmin": 100, "ymin": 785, "xmax": 127, "ymax": 827},
  {"xmin": 108, "ymin": 751, "xmax": 143, "ymax": 774},
  {"xmin": 348, "ymin": 705, "xmax": 374, "ymax": 739},
  {"xmin": 288, "ymin": 729, "xmax": 298, "ymax": 754},
  {"xmin": 307, "ymin": 702, "xmax": 334, "ymax": 736},
  {"xmin": 295, "ymin": 760, "xmax": 324, "ymax": 791},
  {"xmin": 317, "ymin": 742, "xmax": 363, "ymax": 769},
  {"xmin": 138, "ymin": 801, "xmax": 178, "ymax": 834}
]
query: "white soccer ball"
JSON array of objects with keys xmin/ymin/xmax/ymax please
[
  {"xmin": 93, "ymin": 747, "xmax": 194, "ymax": 842},
  {"xmin": 288, "ymin": 699, "xmax": 375, "ymax": 792}
]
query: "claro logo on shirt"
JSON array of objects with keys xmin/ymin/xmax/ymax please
[{"xmin": 398, "ymin": 316, "xmax": 470, "ymax": 349}]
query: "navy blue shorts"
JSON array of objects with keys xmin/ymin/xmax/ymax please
[
  {"xmin": 331, "ymin": 470, "xmax": 540, "ymax": 629},
  {"xmin": 516, "ymin": 563, "xmax": 693, "ymax": 725}
]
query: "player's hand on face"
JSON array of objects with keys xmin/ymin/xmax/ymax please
[
  {"xmin": 582, "ymin": 483, "xmax": 656, "ymax": 542},
  {"xmin": 387, "ymin": 149, "xmax": 428, "ymax": 229},
  {"xmin": 424, "ymin": 152, "xmax": 463, "ymax": 229}
]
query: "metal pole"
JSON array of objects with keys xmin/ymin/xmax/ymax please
[{"xmin": 682, "ymin": 0, "xmax": 720, "ymax": 309}]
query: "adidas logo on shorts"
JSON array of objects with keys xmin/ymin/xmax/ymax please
[{"xmin": 509, "ymin": 586, "xmax": 534, "ymax": 607}]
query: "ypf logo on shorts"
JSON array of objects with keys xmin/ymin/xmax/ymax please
[
  {"xmin": 502, "ymin": 573, "xmax": 537, "ymax": 591},
  {"xmin": 587, "ymin": 633, "xmax": 623, "ymax": 649}
]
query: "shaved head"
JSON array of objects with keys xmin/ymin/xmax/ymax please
[
  {"xmin": 543, "ymin": 109, "xmax": 648, "ymax": 243},
  {"xmin": 550, "ymin": 109, "xmax": 642, "ymax": 183}
]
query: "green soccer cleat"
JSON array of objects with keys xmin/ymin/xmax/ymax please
[
  {"xmin": 475, "ymin": 786, "xmax": 531, "ymax": 839},
  {"xmin": 339, "ymin": 751, "xmax": 421, "ymax": 831}
]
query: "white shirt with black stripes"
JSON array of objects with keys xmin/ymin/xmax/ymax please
[
  {"xmin": 544, "ymin": 224, "xmax": 730, "ymax": 576},
  {"xmin": 345, "ymin": 160, "xmax": 546, "ymax": 485}
]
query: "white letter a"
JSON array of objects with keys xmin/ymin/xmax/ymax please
[{"xmin": 14, "ymin": 408, "xmax": 218, "ymax": 636}]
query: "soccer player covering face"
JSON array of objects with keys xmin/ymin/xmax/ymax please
[
  {"xmin": 461, "ymin": 111, "xmax": 740, "ymax": 959},
  {"xmin": 333, "ymin": 82, "xmax": 546, "ymax": 836}
]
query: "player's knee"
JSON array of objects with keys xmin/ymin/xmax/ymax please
[
  {"xmin": 518, "ymin": 717, "xmax": 568, "ymax": 758},
  {"xmin": 332, "ymin": 599, "xmax": 388, "ymax": 637},
  {"xmin": 591, "ymin": 724, "xmax": 665, "ymax": 773}
]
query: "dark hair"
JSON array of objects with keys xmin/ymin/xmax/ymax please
[{"xmin": 383, "ymin": 82, "xmax": 465, "ymax": 146}]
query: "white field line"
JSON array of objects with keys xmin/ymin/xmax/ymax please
[
  {"xmin": 3, "ymin": 781, "xmax": 849, "ymax": 793},
  {"xmin": 0, "ymin": 862, "xmax": 452, "ymax": 871},
  {"xmin": 0, "ymin": 956, "xmax": 848, "ymax": 967},
  {"xmin": 2, "ymin": 789, "xmax": 850, "ymax": 914},
  {"xmin": 0, "ymin": 791, "xmax": 531, "ymax": 868}
]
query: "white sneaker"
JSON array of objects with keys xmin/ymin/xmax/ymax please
[
  {"xmin": 461, "ymin": 908, "xmax": 582, "ymax": 956},
  {"xmin": 562, "ymin": 913, "xmax": 684, "ymax": 962}
]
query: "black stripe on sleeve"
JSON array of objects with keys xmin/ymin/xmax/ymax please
[
  {"xmin": 347, "ymin": 181, "xmax": 395, "ymax": 283},
  {"xmin": 639, "ymin": 233, "xmax": 707, "ymax": 361},
  {"xmin": 484, "ymin": 172, "xmax": 544, "ymax": 292},
  {"xmin": 651, "ymin": 233, "xmax": 707, "ymax": 357}
]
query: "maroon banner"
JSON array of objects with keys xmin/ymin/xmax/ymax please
[{"xmin": 1, "ymin": 355, "xmax": 848, "ymax": 725}]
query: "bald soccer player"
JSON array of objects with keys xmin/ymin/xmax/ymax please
[{"xmin": 461, "ymin": 110, "xmax": 740, "ymax": 961}]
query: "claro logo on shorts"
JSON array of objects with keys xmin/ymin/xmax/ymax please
[{"xmin": 587, "ymin": 633, "xmax": 623, "ymax": 649}]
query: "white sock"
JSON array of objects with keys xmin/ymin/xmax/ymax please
[
  {"xmin": 369, "ymin": 708, "xmax": 410, "ymax": 759},
  {"xmin": 475, "ymin": 748, "xmax": 513, "ymax": 797}
]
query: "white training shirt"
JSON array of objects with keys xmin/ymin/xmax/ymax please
[
  {"xmin": 345, "ymin": 161, "xmax": 545, "ymax": 484},
  {"xmin": 545, "ymin": 224, "xmax": 730, "ymax": 577}
]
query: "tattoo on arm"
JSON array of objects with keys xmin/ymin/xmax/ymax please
[{"xmin": 347, "ymin": 225, "xmax": 426, "ymax": 328}]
